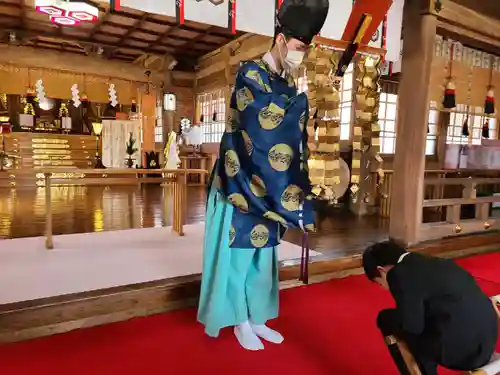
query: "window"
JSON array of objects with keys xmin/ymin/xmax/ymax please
[
  {"xmin": 446, "ymin": 104, "xmax": 497, "ymax": 145},
  {"xmin": 297, "ymin": 63, "xmax": 354, "ymax": 140},
  {"xmin": 426, "ymin": 102, "xmax": 439, "ymax": 155},
  {"xmin": 154, "ymin": 125, "xmax": 162, "ymax": 143},
  {"xmin": 297, "ymin": 73, "xmax": 308, "ymax": 94},
  {"xmin": 377, "ymin": 90, "xmax": 438, "ymax": 155},
  {"xmin": 339, "ymin": 64, "xmax": 353, "ymax": 140},
  {"xmin": 197, "ymin": 89, "xmax": 226, "ymax": 143},
  {"xmin": 378, "ymin": 92, "xmax": 398, "ymax": 154},
  {"xmin": 154, "ymin": 105, "xmax": 163, "ymax": 143}
]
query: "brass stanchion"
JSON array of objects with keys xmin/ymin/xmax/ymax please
[
  {"xmin": 44, "ymin": 172, "xmax": 53, "ymax": 249},
  {"xmin": 172, "ymin": 172, "xmax": 186, "ymax": 236}
]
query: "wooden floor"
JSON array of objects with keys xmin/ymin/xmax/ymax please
[{"xmin": 0, "ymin": 185, "xmax": 388, "ymax": 259}]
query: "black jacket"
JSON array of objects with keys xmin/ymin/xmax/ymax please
[{"xmin": 387, "ymin": 253, "xmax": 498, "ymax": 369}]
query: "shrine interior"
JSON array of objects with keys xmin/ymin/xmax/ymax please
[{"xmin": 0, "ymin": 0, "xmax": 499, "ymax": 357}]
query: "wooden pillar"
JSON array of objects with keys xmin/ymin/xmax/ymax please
[
  {"xmin": 223, "ymin": 48, "xmax": 232, "ymax": 122},
  {"xmin": 162, "ymin": 70, "xmax": 176, "ymax": 146},
  {"xmin": 140, "ymin": 88, "xmax": 156, "ymax": 167},
  {"xmin": 389, "ymin": 0, "xmax": 437, "ymax": 246},
  {"xmin": 437, "ymin": 112, "xmax": 450, "ymax": 167}
]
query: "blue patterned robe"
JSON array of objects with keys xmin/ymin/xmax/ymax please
[{"xmin": 213, "ymin": 59, "xmax": 315, "ymax": 249}]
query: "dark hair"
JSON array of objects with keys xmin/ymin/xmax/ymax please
[
  {"xmin": 362, "ymin": 240, "xmax": 406, "ymax": 281},
  {"xmin": 272, "ymin": 26, "xmax": 291, "ymax": 47}
]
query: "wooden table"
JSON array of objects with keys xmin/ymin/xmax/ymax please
[{"xmin": 180, "ymin": 155, "xmax": 209, "ymax": 185}]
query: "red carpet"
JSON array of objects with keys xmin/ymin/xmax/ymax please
[
  {"xmin": 0, "ymin": 255, "xmax": 499, "ymax": 375},
  {"xmin": 456, "ymin": 252, "xmax": 500, "ymax": 284}
]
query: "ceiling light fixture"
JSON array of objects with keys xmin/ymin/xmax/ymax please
[{"xmin": 35, "ymin": 0, "xmax": 98, "ymax": 26}]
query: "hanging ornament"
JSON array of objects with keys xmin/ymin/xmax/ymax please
[
  {"xmin": 131, "ymin": 99, "xmax": 137, "ymax": 113},
  {"xmin": 59, "ymin": 103, "xmax": 69, "ymax": 118},
  {"xmin": 108, "ymin": 84, "xmax": 118, "ymax": 107},
  {"xmin": 81, "ymin": 93, "xmax": 89, "ymax": 109},
  {"xmin": 24, "ymin": 86, "xmax": 36, "ymax": 115},
  {"xmin": 212, "ymin": 111, "xmax": 217, "ymax": 121},
  {"xmin": 443, "ymin": 80, "xmax": 456, "ymax": 109},
  {"xmin": 303, "ymin": 46, "xmax": 342, "ymax": 204},
  {"xmin": 23, "ymin": 103, "xmax": 35, "ymax": 116},
  {"xmin": 482, "ymin": 120, "xmax": 490, "ymax": 139},
  {"xmin": 71, "ymin": 84, "xmax": 81, "ymax": 108},
  {"xmin": 485, "ymin": 87, "xmax": 495, "ymax": 115},
  {"xmin": 26, "ymin": 87, "xmax": 36, "ymax": 104},
  {"xmin": 35, "ymin": 79, "xmax": 45, "ymax": 102},
  {"xmin": 462, "ymin": 115, "xmax": 469, "ymax": 137}
]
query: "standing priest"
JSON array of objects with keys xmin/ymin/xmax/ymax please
[{"xmin": 197, "ymin": 0, "xmax": 329, "ymax": 351}]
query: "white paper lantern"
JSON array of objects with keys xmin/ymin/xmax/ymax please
[{"xmin": 164, "ymin": 93, "xmax": 176, "ymax": 111}]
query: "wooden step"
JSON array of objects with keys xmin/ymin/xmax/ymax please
[{"xmin": 0, "ymin": 238, "xmax": 498, "ymax": 343}]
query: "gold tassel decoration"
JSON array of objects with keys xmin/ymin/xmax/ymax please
[
  {"xmin": 23, "ymin": 103, "xmax": 35, "ymax": 116},
  {"xmin": 353, "ymin": 55, "xmax": 384, "ymax": 203},
  {"xmin": 304, "ymin": 45, "xmax": 341, "ymax": 204},
  {"xmin": 59, "ymin": 102, "xmax": 69, "ymax": 118}
]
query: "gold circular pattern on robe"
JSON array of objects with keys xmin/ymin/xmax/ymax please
[
  {"xmin": 236, "ymin": 87, "xmax": 254, "ymax": 112},
  {"xmin": 250, "ymin": 224, "xmax": 270, "ymax": 248},
  {"xmin": 268, "ymin": 144, "xmax": 293, "ymax": 172},
  {"xmin": 241, "ymin": 130, "xmax": 254, "ymax": 156},
  {"xmin": 228, "ymin": 193, "xmax": 248, "ymax": 213},
  {"xmin": 280, "ymin": 184, "xmax": 303, "ymax": 211},
  {"xmin": 229, "ymin": 225, "xmax": 236, "ymax": 246},
  {"xmin": 224, "ymin": 150, "xmax": 240, "ymax": 177},
  {"xmin": 225, "ymin": 109, "xmax": 240, "ymax": 133},
  {"xmin": 249, "ymin": 174, "xmax": 266, "ymax": 197},
  {"xmin": 264, "ymin": 211, "xmax": 288, "ymax": 227},
  {"xmin": 245, "ymin": 70, "xmax": 270, "ymax": 92},
  {"xmin": 258, "ymin": 103, "xmax": 285, "ymax": 130},
  {"xmin": 299, "ymin": 111, "xmax": 306, "ymax": 132}
]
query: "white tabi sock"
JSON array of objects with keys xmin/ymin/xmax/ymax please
[
  {"xmin": 249, "ymin": 322, "xmax": 284, "ymax": 344},
  {"xmin": 234, "ymin": 321, "xmax": 264, "ymax": 351}
]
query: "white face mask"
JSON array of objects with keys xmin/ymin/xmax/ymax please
[
  {"xmin": 283, "ymin": 50, "xmax": 305, "ymax": 71},
  {"xmin": 278, "ymin": 39, "xmax": 305, "ymax": 72}
]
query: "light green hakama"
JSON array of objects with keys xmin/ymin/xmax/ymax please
[{"xmin": 197, "ymin": 184, "xmax": 279, "ymax": 338}]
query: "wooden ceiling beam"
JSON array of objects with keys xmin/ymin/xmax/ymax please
[
  {"xmin": 103, "ymin": 21, "xmax": 220, "ymax": 47},
  {"xmin": 145, "ymin": 25, "xmax": 181, "ymax": 49},
  {"xmin": 1, "ymin": 25, "xmax": 201, "ymax": 59},
  {"xmin": 195, "ymin": 34, "xmax": 272, "ymax": 80},
  {"xmin": 437, "ymin": 22, "xmax": 500, "ymax": 51},
  {"xmin": 99, "ymin": 7, "xmax": 236, "ymax": 39},
  {"xmin": 109, "ymin": 13, "xmax": 149, "ymax": 56},
  {"xmin": 0, "ymin": 43, "xmax": 159, "ymax": 82},
  {"xmin": 89, "ymin": 7, "xmax": 112, "ymax": 39},
  {"xmin": 19, "ymin": 0, "xmax": 26, "ymax": 27},
  {"xmin": 0, "ymin": 0, "xmax": 237, "ymax": 41},
  {"xmin": 438, "ymin": 0, "xmax": 500, "ymax": 42},
  {"xmin": 179, "ymin": 26, "xmax": 216, "ymax": 51}
]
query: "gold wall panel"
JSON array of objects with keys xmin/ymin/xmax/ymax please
[{"xmin": 0, "ymin": 65, "xmax": 139, "ymax": 104}]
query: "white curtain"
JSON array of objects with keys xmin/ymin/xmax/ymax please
[{"xmin": 101, "ymin": 120, "xmax": 142, "ymax": 168}]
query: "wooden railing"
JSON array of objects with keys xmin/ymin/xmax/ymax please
[
  {"xmin": 40, "ymin": 168, "xmax": 207, "ymax": 250},
  {"xmin": 370, "ymin": 170, "xmax": 450, "ymax": 218},
  {"xmin": 419, "ymin": 177, "xmax": 500, "ymax": 242}
]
